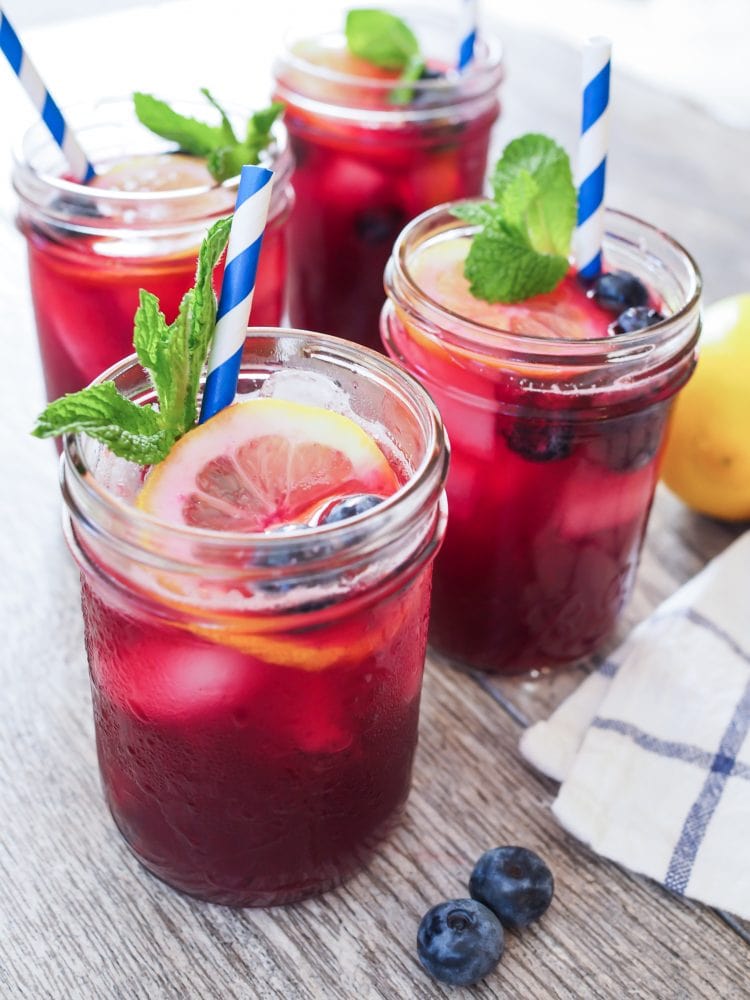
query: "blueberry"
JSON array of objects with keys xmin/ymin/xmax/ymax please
[
  {"xmin": 591, "ymin": 270, "xmax": 649, "ymax": 313},
  {"xmin": 354, "ymin": 205, "xmax": 406, "ymax": 244},
  {"xmin": 50, "ymin": 192, "xmax": 103, "ymax": 219},
  {"xmin": 317, "ymin": 493, "xmax": 384, "ymax": 525},
  {"xmin": 503, "ymin": 417, "xmax": 573, "ymax": 463},
  {"xmin": 254, "ymin": 523, "xmax": 333, "ymax": 593},
  {"xmin": 469, "ymin": 846, "xmax": 554, "ymax": 930},
  {"xmin": 417, "ymin": 899, "xmax": 504, "ymax": 987},
  {"xmin": 612, "ymin": 306, "xmax": 665, "ymax": 334},
  {"xmin": 256, "ymin": 523, "xmax": 313, "ymax": 567},
  {"xmin": 419, "ymin": 66, "xmax": 445, "ymax": 81},
  {"xmin": 597, "ymin": 409, "xmax": 667, "ymax": 473}
]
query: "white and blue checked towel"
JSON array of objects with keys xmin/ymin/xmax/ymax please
[{"xmin": 520, "ymin": 531, "xmax": 750, "ymax": 919}]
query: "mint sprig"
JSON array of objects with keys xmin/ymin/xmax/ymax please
[
  {"xmin": 452, "ymin": 134, "xmax": 577, "ymax": 303},
  {"xmin": 345, "ymin": 9, "xmax": 426, "ymax": 104},
  {"xmin": 32, "ymin": 217, "xmax": 232, "ymax": 464},
  {"xmin": 133, "ymin": 90, "xmax": 283, "ymax": 183}
]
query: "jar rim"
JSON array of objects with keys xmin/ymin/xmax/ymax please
[
  {"xmin": 12, "ymin": 95, "xmax": 292, "ymax": 216},
  {"xmin": 62, "ymin": 329, "xmax": 448, "ymax": 564},
  {"xmin": 387, "ymin": 203, "xmax": 703, "ymax": 365},
  {"xmin": 273, "ymin": 8, "xmax": 503, "ymax": 118}
]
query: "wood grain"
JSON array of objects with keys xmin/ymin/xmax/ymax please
[{"xmin": 1, "ymin": 8, "xmax": 749, "ymax": 1000}]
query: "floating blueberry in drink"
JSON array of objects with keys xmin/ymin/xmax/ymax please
[
  {"xmin": 354, "ymin": 205, "xmax": 408, "ymax": 246},
  {"xmin": 317, "ymin": 493, "xmax": 385, "ymax": 524},
  {"xmin": 597, "ymin": 409, "xmax": 667, "ymax": 473},
  {"xmin": 590, "ymin": 270, "xmax": 649, "ymax": 313},
  {"xmin": 612, "ymin": 306, "xmax": 665, "ymax": 334},
  {"xmin": 503, "ymin": 416, "xmax": 574, "ymax": 463}
]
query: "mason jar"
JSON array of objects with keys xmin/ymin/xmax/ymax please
[
  {"xmin": 273, "ymin": 8, "xmax": 503, "ymax": 352},
  {"xmin": 14, "ymin": 97, "xmax": 293, "ymax": 401},
  {"xmin": 61, "ymin": 329, "xmax": 448, "ymax": 905},
  {"xmin": 382, "ymin": 205, "xmax": 701, "ymax": 674}
]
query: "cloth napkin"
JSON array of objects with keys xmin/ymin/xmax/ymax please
[{"xmin": 520, "ymin": 531, "xmax": 750, "ymax": 919}]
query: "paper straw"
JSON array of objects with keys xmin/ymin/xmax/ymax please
[
  {"xmin": 0, "ymin": 7, "xmax": 95, "ymax": 182},
  {"xmin": 199, "ymin": 164, "xmax": 274, "ymax": 424},
  {"xmin": 457, "ymin": 0, "xmax": 477, "ymax": 70},
  {"xmin": 574, "ymin": 36, "xmax": 611, "ymax": 280}
]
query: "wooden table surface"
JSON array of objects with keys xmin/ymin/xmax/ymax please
[{"xmin": 1, "ymin": 5, "xmax": 749, "ymax": 998}]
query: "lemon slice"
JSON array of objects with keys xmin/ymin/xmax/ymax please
[
  {"xmin": 136, "ymin": 399, "xmax": 400, "ymax": 670},
  {"xmin": 137, "ymin": 397, "xmax": 398, "ymax": 531}
]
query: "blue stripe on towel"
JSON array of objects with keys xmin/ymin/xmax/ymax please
[{"xmin": 664, "ymin": 678, "xmax": 750, "ymax": 894}]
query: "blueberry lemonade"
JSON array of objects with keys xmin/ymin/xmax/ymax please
[
  {"xmin": 36, "ymin": 221, "xmax": 448, "ymax": 905},
  {"xmin": 15, "ymin": 92, "xmax": 292, "ymax": 400},
  {"xmin": 274, "ymin": 7, "xmax": 502, "ymax": 351},
  {"xmin": 382, "ymin": 134, "xmax": 701, "ymax": 673}
]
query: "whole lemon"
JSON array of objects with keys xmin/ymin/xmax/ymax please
[{"xmin": 661, "ymin": 293, "xmax": 750, "ymax": 521}]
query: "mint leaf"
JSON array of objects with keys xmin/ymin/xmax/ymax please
[
  {"xmin": 199, "ymin": 87, "xmax": 238, "ymax": 146},
  {"xmin": 247, "ymin": 102, "xmax": 284, "ymax": 143},
  {"xmin": 134, "ymin": 91, "xmax": 282, "ymax": 183},
  {"xmin": 185, "ymin": 216, "xmax": 232, "ymax": 426},
  {"xmin": 345, "ymin": 9, "xmax": 419, "ymax": 69},
  {"xmin": 133, "ymin": 92, "xmax": 222, "ymax": 156},
  {"xmin": 452, "ymin": 133, "xmax": 576, "ymax": 303},
  {"xmin": 345, "ymin": 9, "xmax": 426, "ymax": 104},
  {"xmin": 496, "ymin": 171, "xmax": 540, "ymax": 234},
  {"xmin": 388, "ymin": 53, "xmax": 426, "ymax": 105},
  {"xmin": 133, "ymin": 290, "xmax": 189, "ymax": 440},
  {"xmin": 32, "ymin": 382, "xmax": 172, "ymax": 464},
  {"xmin": 491, "ymin": 134, "xmax": 576, "ymax": 257},
  {"xmin": 464, "ymin": 220, "xmax": 569, "ymax": 304},
  {"xmin": 207, "ymin": 146, "xmax": 248, "ymax": 185},
  {"xmin": 451, "ymin": 201, "xmax": 499, "ymax": 228}
]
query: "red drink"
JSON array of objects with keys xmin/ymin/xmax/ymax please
[
  {"xmin": 14, "ymin": 100, "xmax": 292, "ymax": 401},
  {"xmin": 274, "ymin": 13, "xmax": 502, "ymax": 352},
  {"xmin": 62, "ymin": 332, "xmax": 448, "ymax": 905},
  {"xmin": 383, "ymin": 206, "xmax": 701, "ymax": 674}
]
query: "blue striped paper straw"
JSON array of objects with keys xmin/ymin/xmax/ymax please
[
  {"xmin": 0, "ymin": 7, "xmax": 95, "ymax": 182},
  {"xmin": 199, "ymin": 164, "xmax": 274, "ymax": 424},
  {"xmin": 457, "ymin": 0, "xmax": 478, "ymax": 71},
  {"xmin": 574, "ymin": 36, "xmax": 611, "ymax": 280}
]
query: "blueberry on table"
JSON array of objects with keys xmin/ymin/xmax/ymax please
[
  {"xmin": 318, "ymin": 493, "xmax": 384, "ymax": 524},
  {"xmin": 591, "ymin": 270, "xmax": 649, "ymax": 313},
  {"xmin": 503, "ymin": 417, "xmax": 573, "ymax": 463},
  {"xmin": 469, "ymin": 846, "xmax": 554, "ymax": 930},
  {"xmin": 417, "ymin": 899, "xmax": 504, "ymax": 987},
  {"xmin": 612, "ymin": 306, "xmax": 665, "ymax": 334}
]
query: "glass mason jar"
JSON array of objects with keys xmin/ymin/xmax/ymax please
[
  {"xmin": 13, "ymin": 98, "xmax": 294, "ymax": 402},
  {"xmin": 382, "ymin": 206, "xmax": 701, "ymax": 675},
  {"xmin": 61, "ymin": 330, "xmax": 448, "ymax": 906},
  {"xmin": 273, "ymin": 9, "xmax": 503, "ymax": 353}
]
